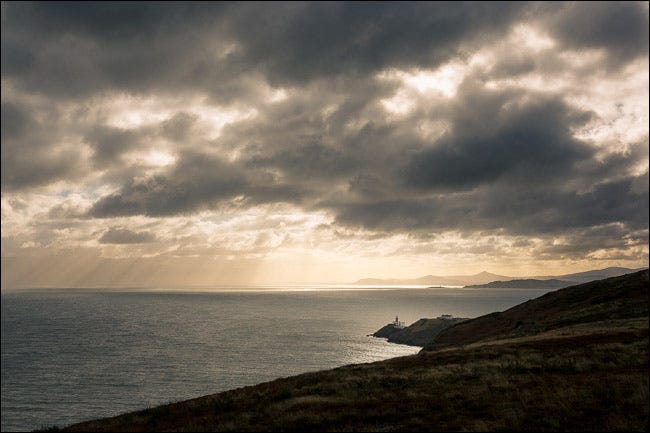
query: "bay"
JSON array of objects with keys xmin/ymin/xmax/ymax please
[{"xmin": 1, "ymin": 286, "xmax": 551, "ymax": 431}]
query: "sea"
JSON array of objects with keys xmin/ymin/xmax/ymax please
[{"xmin": 1, "ymin": 286, "xmax": 552, "ymax": 431}]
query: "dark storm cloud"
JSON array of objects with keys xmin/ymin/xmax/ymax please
[
  {"xmin": 99, "ymin": 227, "xmax": 156, "ymax": 244},
  {"xmin": 1, "ymin": 2, "xmax": 527, "ymax": 99},
  {"xmin": 225, "ymin": 2, "xmax": 527, "ymax": 85},
  {"xmin": 159, "ymin": 112, "xmax": 199, "ymax": 143},
  {"xmin": 536, "ymin": 224, "xmax": 649, "ymax": 260},
  {"xmin": 85, "ymin": 125, "xmax": 143, "ymax": 164},
  {"xmin": 402, "ymin": 89, "xmax": 594, "ymax": 190},
  {"xmin": 2, "ymin": 2, "xmax": 229, "ymax": 98},
  {"xmin": 0, "ymin": 100, "xmax": 29, "ymax": 140},
  {"xmin": 89, "ymin": 152, "xmax": 249, "ymax": 217},
  {"xmin": 16, "ymin": 1, "xmax": 222, "ymax": 41},
  {"xmin": 1, "ymin": 101, "xmax": 83, "ymax": 190},
  {"xmin": 247, "ymin": 142, "xmax": 359, "ymax": 180},
  {"xmin": 324, "ymin": 81, "xmax": 648, "ymax": 236},
  {"xmin": 84, "ymin": 72, "xmax": 647, "ymax": 240},
  {"xmin": 2, "ymin": 1, "xmax": 648, "ymax": 264},
  {"xmin": 485, "ymin": 53, "xmax": 538, "ymax": 79},
  {"xmin": 85, "ymin": 112, "xmax": 201, "ymax": 168},
  {"xmin": 545, "ymin": 1, "xmax": 649, "ymax": 67},
  {"xmin": 88, "ymin": 150, "xmax": 308, "ymax": 218},
  {"xmin": 221, "ymin": 74, "xmax": 443, "ymax": 200},
  {"xmin": 333, "ymin": 170, "xmax": 649, "ymax": 236},
  {"xmin": 5, "ymin": 1, "xmax": 644, "ymax": 99},
  {"xmin": 481, "ymin": 173, "xmax": 649, "ymax": 234}
]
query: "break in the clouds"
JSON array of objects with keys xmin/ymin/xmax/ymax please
[{"xmin": 1, "ymin": 1, "xmax": 648, "ymax": 287}]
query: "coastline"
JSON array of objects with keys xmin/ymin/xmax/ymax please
[
  {"xmin": 49, "ymin": 270, "xmax": 649, "ymax": 432},
  {"xmin": 371, "ymin": 317, "xmax": 468, "ymax": 347},
  {"xmin": 55, "ymin": 317, "xmax": 649, "ymax": 432}
]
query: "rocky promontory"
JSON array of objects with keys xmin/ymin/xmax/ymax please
[{"xmin": 373, "ymin": 316, "xmax": 467, "ymax": 347}]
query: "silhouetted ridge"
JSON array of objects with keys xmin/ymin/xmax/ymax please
[
  {"xmin": 425, "ymin": 269, "xmax": 649, "ymax": 351},
  {"xmin": 465, "ymin": 279, "xmax": 572, "ymax": 289}
]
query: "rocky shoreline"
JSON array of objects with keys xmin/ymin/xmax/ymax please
[{"xmin": 372, "ymin": 316, "xmax": 468, "ymax": 347}]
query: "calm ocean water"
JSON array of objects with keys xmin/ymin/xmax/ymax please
[{"xmin": 1, "ymin": 287, "xmax": 551, "ymax": 431}]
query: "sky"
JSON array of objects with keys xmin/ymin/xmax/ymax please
[{"xmin": 1, "ymin": 1, "xmax": 648, "ymax": 287}]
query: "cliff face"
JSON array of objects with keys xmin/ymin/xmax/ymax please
[{"xmin": 373, "ymin": 317, "xmax": 467, "ymax": 347}]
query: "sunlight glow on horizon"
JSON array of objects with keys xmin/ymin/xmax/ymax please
[{"xmin": 2, "ymin": 3, "xmax": 647, "ymax": 288}]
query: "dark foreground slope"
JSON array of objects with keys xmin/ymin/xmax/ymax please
[
  {"xmin": 426, "ymin": 269, "xmax": 649, "ymax": 351},
  {"xmin": 54, "ymin": 271, "xmax": 648, "ymax": 432}
]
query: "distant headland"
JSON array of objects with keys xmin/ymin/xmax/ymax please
[{"xmin": 353, "ymin": 266, "xmax": 645, "ymax": 287}]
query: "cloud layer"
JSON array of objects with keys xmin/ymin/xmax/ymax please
[{"xmin": 2, "ymin": 1, "xmax": 648, "ymax": 285}]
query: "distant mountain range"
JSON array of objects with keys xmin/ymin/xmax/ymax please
[
  {"xmin": 353, "ymin": 267, "xmax": 646, "ymax": 287},
  {"xmin": 355, "ymin": 271, "xmax": 510, "ymax": 286}
]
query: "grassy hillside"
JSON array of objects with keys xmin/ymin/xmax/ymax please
[
  {"xmin": 50, "ymin": 270, "xmax": 649, "ymax": 432},
  {"xmin": 427, "ymin": 269, "xmax": 649, "ymax": 351}
]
